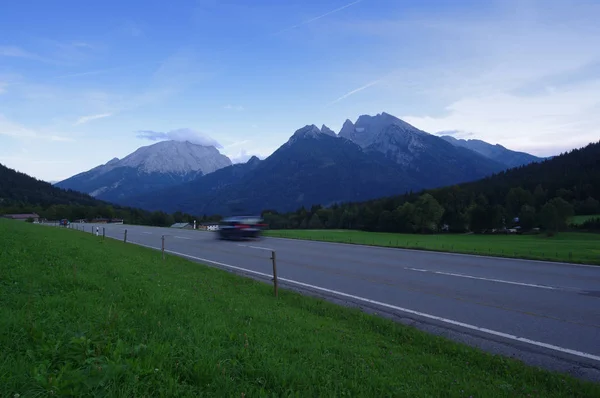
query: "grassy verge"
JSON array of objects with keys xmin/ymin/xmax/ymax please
[
  {"xmin": 570, "ymin": 214, "xmax": 600, "ymax": 225},
  {"xmin": 264, "ymin": 229, "xmax": 600, "ymax": 265},
  {"xmin": 1, "ymin": 219, "xmax": 599, "ymax": 397}
]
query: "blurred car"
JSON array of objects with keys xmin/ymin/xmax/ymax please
[{"xmin": 216, "ymin": 216, "xmax": 266, "ymax": 240}]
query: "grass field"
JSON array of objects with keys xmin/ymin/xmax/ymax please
[
  {"xmin": 264, "ymin": 229, "xmax": 600, "ymax": 265},
  {"xmin": 570, "ymin": 214, "xmax": 600, "ymax": 225},
  {"xmin": 2, "ymin": 220, "xmax": 600, "ymax": 397}
]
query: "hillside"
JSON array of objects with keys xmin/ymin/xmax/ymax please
[
  {"xmin": 0, "ymin": 162, "xmax": 102, "ymax": 209},
  {"xmin": 261, "ymin": 140, "xmax": 600, "ymax": 233},
  {"xmin": 0, "ymin": 162, "xmax": 210, "ymax": 227}
]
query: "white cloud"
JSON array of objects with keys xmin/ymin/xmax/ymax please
[
  {"xmin": 349, "ymin": 0, "xmax": 600, "ymax": 156},
  {"xmin": 73, "ymin": 113, "xmax": 112, "ymax": 125},
  {"xmin": 0, "ymin": 115, "xmax": 74, "ymax": 142},
  {"xmin": 230, "ymin": 149, "xmax": 254, "ymax": 163},
  {"xmin": 403, "ymin": 79, "xmax": 600, "ymax": 156},
  {"xmin": 136, "ymin": 128, "xmax": 222, "ymax": 148}
]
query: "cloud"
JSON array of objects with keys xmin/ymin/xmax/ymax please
[
  {"xmin": 403, "ymin": 79, "xmax": 600, "ymax": 156},
  {"xmin": 223, "ymin": 139, "xmax": 250, "ymax": 149},
  {"xmin": 0, "ymin": 45, "xmax": 50, "ymax": 63},
  {"xmin": 0, "ymin": 114, "xmax": 73, "ymax": 142},
  {"xmin": 435, "ymin": 130, "xmax": 475, "ymax": 139},
  {"xmin": 327, "ymin": 79, "xmax": 380, "ymax": 106},
  {"xmin": 224, "ymin": 104, "xmax": 245, "ymax": 111},
  {"xmin": 274, "ymin": 0, "xmax": 364, "ymax": 35},
  {"xmin": 230, "ymin": 149, "xmax": 253, "ymax": 163},
  {"xmin": 136, "ymin": 128, "xmax": 222, "ymax": 148},
  {"xmin": 74, "ymin": 113, "xmax": 112, "ymax": 125}
]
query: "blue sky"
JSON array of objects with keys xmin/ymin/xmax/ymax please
[{"xmin": 1, "ymin": 0, "xmax": 599, "ymax": 181}]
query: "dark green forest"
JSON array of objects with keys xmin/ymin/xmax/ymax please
[
  {"xmin": 261, "ymin": 141, "xmax": 600, "ymax": 234},
  {"xmin": 0, "ymin": 163, "xmax": 219, "ymax": 227}
]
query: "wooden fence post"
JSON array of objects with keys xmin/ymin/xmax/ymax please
[
  {"xmin": 124, "ymin": 229, "xmax": 128, "ymax": 243},
  {"xmin": 162, "ymin": 235, "xmax": 165, "ymax": 260},
  {"xmin": 271, "ymin": 250, "xmax": 278, "ymax": 297}
]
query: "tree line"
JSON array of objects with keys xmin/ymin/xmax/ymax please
[
  {"xmin": 261, "ymin": 141, "xmax": 600, "ymax": 235},
  {"xmin": 1, "ymin": 162, "xmax": 221, "ymax": 227},
  {"xmin": 0, "ymin": 202, "xmax": 223, "ymax": 227}
]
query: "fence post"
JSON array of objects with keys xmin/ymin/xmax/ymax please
[
  {"xmin": 102, "ymin": 227, "xmax": 105, "ymax": 240},
  {"xmin": 124, "ymin": 229, "xmax": 128, "ymax": 243},
  {"xmin": 270, "ymin": 250, "xmax": 278, "ymax": 297},
  {"xmin": 162, "ymin": 235, "xmax": 165, "ymax": 260}
]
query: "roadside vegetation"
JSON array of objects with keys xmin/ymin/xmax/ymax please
[
  {"xmin": 2, "ymin": 219, "xmax": 599, "ymax": 396},
  {"xmin": 264, "ymin": 229, "xmax": 600, "ymax": 265},
  {"xmin": 570, "ymin": 214, "xmax": 600, "ymax": 225}
]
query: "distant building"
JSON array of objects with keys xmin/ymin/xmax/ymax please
[
  {"xmin": 171, "ymin": 222, "xmax": 194, "ymax": 229},
  {"xmin": 199, "ymin": 222, "xmax": 219, "ymax": 231},
  {"xmin": 2, "ymin": 213, "xmax": 40, "ymax": 222}
]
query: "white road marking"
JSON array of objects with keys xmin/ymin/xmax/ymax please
[
  {"xmin": 237, "ymin": 244, "xmax": 274, "ymax": 251},
  {"xmin": 404, "ymin": 267, "xmax": 559, "ymax": 290},
  {"xmin": 174, "ymin": 236, "xmax": 192, "ymax": 240},
  {"xmin": 121, "ymin": 238, "xmax": 600, "ymax": 363},
  {"xmin": 142, "ymin": 232, "xmax": 153, "ymax": 235}
]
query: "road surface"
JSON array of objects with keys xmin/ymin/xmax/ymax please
[{"xmin": 65, "ymin": 223, "xmax": 600, "ymax": 380}]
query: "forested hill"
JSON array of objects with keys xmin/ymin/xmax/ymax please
[
  {"xmin": 263, "ymin": 141, "xmax": 600, "ymax": 233},
  {"xmin": 0, "ymin": 163, "xmax": 215, "ymax": 227},
  {"xmin": 0, "ymin": 163, "xmax": 102, "ymax": 208}
]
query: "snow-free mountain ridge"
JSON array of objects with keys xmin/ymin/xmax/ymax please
[{"xmin": 440, "ymin": 135, "xmax": 545, "ymax": 168}]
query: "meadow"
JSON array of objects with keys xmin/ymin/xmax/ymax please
[
  {"xmin": 1, "ymin": 219, "xmax": 599, "ymax": 396},
  {"xmin": 264, "ymin": 229, "xmax": 600, "ymax": 265}
]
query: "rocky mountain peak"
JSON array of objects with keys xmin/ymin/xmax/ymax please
[
  {"xmin": 116, "ymin": 140, "xmax": 231, "ymax": 175},
  {"xmin": 321, "ymin": 124, "xmax": 336, "ymax": 137}
]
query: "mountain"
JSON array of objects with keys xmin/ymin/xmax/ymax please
[
  {"xmin": 338, "ymin": 112, "xmax": 415, "ymax": 147},
  {"xmin": 55, "ymin": 140, "xmax": 232, "ymax": 203},
  {"xmin": 124, "ymin": 125, "xmax": 423, "ymax": 215},
  {"xmin": 123, "ymin": 121, "xmax": 512, "ymax": 216},
  {"xmin": 0, "ymin": 162, "xmax": 103, "ymax": 209},
  {"xmin": 56, "ymin": 111, "xmax": 543, "ymax": 216},
  {"xmin": 338, "ymin": 112, "xmax": 506, "ymax": 183},
  {"xmin": 284, "ymin": 140, "xmax": 600, "ymax": 233},
  {"xmin": 440, "ymin": 135, "xmax": 545, "ymax": 168}
]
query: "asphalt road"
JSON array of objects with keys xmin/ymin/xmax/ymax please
[{"xmin": 66, "ymin": 223, "xmax": 600, "ymax": 380}]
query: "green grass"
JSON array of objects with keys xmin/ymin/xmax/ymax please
[
  {"xmin": 264, "ymin": 229, "xmax": 600, "ymax": 265},
  {"xmin": 1, "ymin": 220, "xmax": 599, "ymax": 397},
  {"xmin": 570, "ymin": 214, "xmax": 600, "ymax": 225}
]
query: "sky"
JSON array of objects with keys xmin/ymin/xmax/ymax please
[{"xmin": 1, "ymin": 0, "xmax": 599, "ymax": 182}]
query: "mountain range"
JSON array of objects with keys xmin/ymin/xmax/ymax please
[{"xmin": 56, "ymin": 112, "xmax": 547, "ymax": 216}]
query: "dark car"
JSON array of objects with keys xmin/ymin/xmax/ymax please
[{"xmin": 216, "ymin": 216, "xmax": 266, "ymax": 240}]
